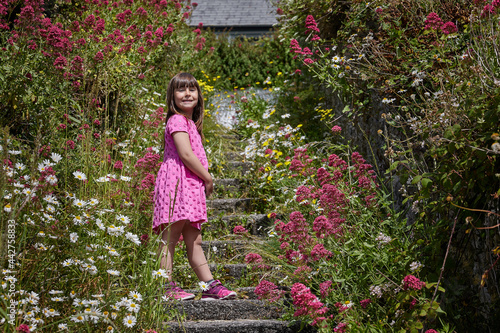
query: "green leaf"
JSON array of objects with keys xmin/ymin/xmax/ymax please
[
  {"xmin": 421, "ymin": 178, "xmax": 432, "ymax": 188},
  {"xmin": 415, "ymin": 321, "xmax": 423, "ymax": 329},
  {"xmin": 411, "ymin": 175, "xmax": 422, "ymax": 185}
]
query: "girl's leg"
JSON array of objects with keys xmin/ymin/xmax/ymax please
[
  {"xmin": 182, "ymin": 222, "xmax": 213, "ymax": 282},
  {"xmin": 157, "ymin": 221, "xmax": 185, "ymax": 282}
]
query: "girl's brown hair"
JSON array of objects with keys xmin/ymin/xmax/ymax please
[{"xmin": 165, "ymin": 72, "xmax": 204, "ymax": 139}]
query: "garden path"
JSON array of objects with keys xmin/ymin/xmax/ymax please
[{"xmin": 163, "ymin": 105, "xmax": 312, "ymax": 332}]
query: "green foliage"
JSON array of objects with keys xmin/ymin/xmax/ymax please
[
  {"xmin": 193, "ymin": 32, "xmax": 300, "ymax": 90},
  {"xmin": 273, "ymin": 0, "xmax": 500, "ymax": 330}
]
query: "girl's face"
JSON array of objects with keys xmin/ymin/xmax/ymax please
[{"xmin": 174, "ymin": 85, "xmax": 198, "ymax": 116}]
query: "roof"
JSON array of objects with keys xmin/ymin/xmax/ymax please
[{"xmin": 188, "ymin": 0, "xmax": 278, "ymax": 28}]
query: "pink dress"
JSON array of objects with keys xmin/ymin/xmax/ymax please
[{"xmin": 153, "ymin": 114, "xmax": 208, "ymax": 234}]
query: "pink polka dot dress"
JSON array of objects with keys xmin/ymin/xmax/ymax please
[{"xmin": 153, "ymin": 114, "xmax": 208, "ymax": 234}]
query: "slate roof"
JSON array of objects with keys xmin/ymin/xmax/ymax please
[{"xmin": 188, "ymin": 0, "xmax": 278, "ymax": 28}]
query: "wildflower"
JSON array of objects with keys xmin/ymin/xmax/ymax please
[
  {"xmin": 233, "ymin": 225, "xmax": 248, "ymax": 234},
  {"xmin": 123, "ymin": 314, "xmax": 136, "ymax": 328},
  {"xmin": 245, "ymin": 253, "xmax": 263, "ymax": 264},
  {"xmin": 492, "ymin": 142, "xmax": 500, "ymax": 154},
  {"xmin": 331, "ymin": 125, "xmax": 341, "ymax": 134},
  {"xmin": 402, "ymin": 274, "xmax": 425, "ymax": 290},
  {"xmin": 116, "ymin": 214, "xmax": 130, "ymax": 224},
  {"xmin": 375, "ymin": 232, "xmax": 391, "ymax": 245},
  {"xmin": 382, "ymin": 97, "xmax": 396, "ymax": 104},
  {"xmin": 255, "ymin": 280, "xmax": 283, "ymax": 303},
  {"xmin": 360, "ymin": 298, "xmax": 372, "ymax": 308},
  {"xmin": 107, "ymin": 270, "xmax": 120, "ymax": 276},
  {"xmin": 319, "ymin": 280, "xmax": 332, "ymax": 298},
  {"xmin": 73, "ymin": 171, "xmax": 87, "ymax": 181},
  {"xmin": 152, "ymin": 269, "xmax": 168, "ymax": 279},
  {"xmin": 69, "ymin": 232, "xmax": 78, "ymax": 243},
  {"xmin": 125, "ymin": 232, "xmax": 141, "ymax": 245},
  {"xmin": 58, "ymin": 323, "xmax": 68, "ymax": 330},
  {"xmin": 369, "ymin": 285, "xmax": 383, "ymax": 298},
  {"xmin": 199, "ymin": 281, "xmax": 210, "ymax": 291},
  {"xmin": 410, "ymin": 261, "xmax": 423, "ymax": 271},
  {"xmin": 4, "ymin": 204, "xmax": 11, "ymax": 212},
  {"xmin": 127, "ymin": 301, "xmax": 140, "ymax": 313},
  {"xmin": 129, "ymin": 291, "xmax": 142, "ymax": 302}
]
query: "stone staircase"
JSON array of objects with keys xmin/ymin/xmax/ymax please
[{"xmin": 163, "ymin": 134, "xmax": 313, "ymax": 333}]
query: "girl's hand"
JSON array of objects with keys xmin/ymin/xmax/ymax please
[{"xmin": 205, "ymin": 178, "xmax": 214, "ymax": 197}]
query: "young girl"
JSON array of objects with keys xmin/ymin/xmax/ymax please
[{"xmin": 152, "ymin": 72, "xmax": 236, "ymax": 301}]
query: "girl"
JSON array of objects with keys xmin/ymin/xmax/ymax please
[{"xmin": 153, "ymin": 72, "xmax": 236, "ymax": 301}]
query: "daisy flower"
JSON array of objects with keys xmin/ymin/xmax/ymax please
[
  {"xmin": 4, "ymin": 204, "xmax": 11, "ymax": 212},
  {"xmin": 58, "ymin": 323, "xmax": 68, "ymax": 330},
  {"xmin": 88, "ymin": 198, "xmax": 99, "ymax": 205},
  {"xmin": 51, "ymin": 153, "xmax": 63, "ymax": 163},
  {"xmin": 73, "ymin": 171, "xmax": 87, "ymax": 181},
  {"xmin": 105, "ymin": 326, "xmax": 114, "ymax": 332},
  {"xmin": 69, "ymin": 232, "xmax": 78, "ymax": 243},
  {"xmin": 127, "ymin": 301, "xmax": 140, "ymax": 313},
  {"xmin": 116, "ymin": 214, "xmax": 130, "ymax": 224},
  {"xmin": 73, "ymin": 199, "xmax": 87, "ymax": 208},
  {"xmin": 152, "ymin": 269, "xmax": 168, "ymax": 279},
  {"xmin": 123, "ymin": 314, "xmax": 136, "ymax": 328},
  {"xmin": 199, "ymin": 281, "xmax": 210, "ymax": 291},
  {"xmin": 128, "ymin": 291, "xmax": 142, "ymax": 302},
  {"xmin": 120, "ymin": 176, "xmax": 131, "ymax": 182},
  {"xmin": 107, "ymin": 269, "xmax": 120, "ymax": 276}
]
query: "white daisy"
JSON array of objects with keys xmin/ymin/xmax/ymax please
[
  {"xmin": 73, "ymin": 199, "xmax": 87, "ymax": 208},
  {"xmin": 126, "ymin": 301, "xmax": 140, "ymax": 313},
  {"xmin": 88, "ymin": 198, "xmax": 99, "ymax": 205},
  {"xmin": 50, "ymin": 153, "xmax": 63, "ymax": 163},
  {"xmin": 73, "ymin": 171, "xmax": 87, "ymax": 181},
  {"xmin": 69, "ymin": 232, "xmax": 78, "ymax": 243},
  {"xmin": 58, "ymin": 323, "xmax": 68, "ymax": 330},
  {"xmin": 198, "ymin": 281, "xmax": 210, "ymax": 291},
  {"xmin": 128, "ymin": 291, "xmax": 142, "ymax": 302},
  {"xmin": 14, "ymin": 163, "xmax": 26, "ymax": 171},
  {"xmin": 125, "ymin": 232, "xmax": 141, "ymax": 246},
  {"xmin": 123, "ymin": 314, "xmax": 136, "ymax": 328},
  {"xmin": 152, "ymin": 269, "xmax": 168, "ymax": 279},
  {"xmin": 120, "ymin": 176, "xmax": 131, "ymax": 182},
  {"xmin": 116, "ymin": 214, "xmax": 130, "ymax": 224},
  {"xmin": 107, "ymin": 269, "xmax": 120, "ymax": 276},
  {"xmin": 4, "ymin": 203, "xmax": 11, "ymax": 212}
]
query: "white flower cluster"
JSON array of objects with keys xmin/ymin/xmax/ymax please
[
  {"xmin": 375, "ymin": 232, "xmax": 391, "ymax": 245},
  {"xmin": 409, "ymin": 261, "xmax": 424, "ymax": 271}
]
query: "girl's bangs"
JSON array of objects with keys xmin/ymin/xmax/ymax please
[{"xmin": 172, "ymin": 73, "xmax": 198, "ymax": 89}]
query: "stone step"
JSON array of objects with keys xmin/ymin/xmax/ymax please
[
  {"xmin": 165, "ymin": 319, "xmax": 310, "ymax": 333},
  {"xmin": 214, "ymin": 178, "xmax": 243, "ymax": 195},
  {"xmin": 182, "ymin": 286, "xmax": 257, "ymax": 299},
  {"xmin": 206, "ymin": 213, "xmax": 271, "ymax": 236},
  {"xmin": 165, "ymin": 299, "xmax": 283, "ymax": 321},
  {"xmin": 226, "ymin": 151, "xmax": 243, "ymax": 161},
  {"xmin": 225, "ymin": 161, "xmax": 254, "ymax": 174},
  {"xmin": 207, "ymin": 198, "xmax": 255, "ymax": 214}
]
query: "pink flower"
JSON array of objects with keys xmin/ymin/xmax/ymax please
[
  {"xmin": 245, "ymin": 253, "xmax": 263, "ymax": 264},
  {"xmin": 360, "ymin": 298, "xmax": 372, "ymax": 308},
  {"xmin": 291, "ymin": 283, "xmax": 329, "ymax": 326},
  {"xmin": 334, "ymin": 322, "xmax": 347, "ymax": 333},
  {"xmin": 16, "ymin": 324, "xmax": 30, "ymax": 333},
  {"xmin": 441, "ymin": 21, "xmax": 457, "ymax": 34},
  {"xmin": 114, "ymin": 161, "xmax": 123, "ymax": 169},
  {"xmin": 402, "ymin": 274, "xmax": 426, "ymax": 290},
  {"xmin": 310, "ymin": 243, "xmax": 332, "ymax": 261},
  {"xmin": 289, "ymin": 39, "xmax": 302, "ymax": 53},
  {"xmin": 319, "ymin": 280, "xmax": 332, "ymax": 298},
  {"xmin": 331, "ymin": 125, "xmax": 342, "ymax": 133},
  {"xmin": 277, "ymin": 8, "xmax": 283, "ymax": 15},
  {"xmin": 305, "ymin": 15, "xmax": 320, "ymax": 33},
  {"xmin": 303, "ymin": 58, "xmax": 314, "ymax": 65},
  {"xmin": 94, "ymin": 51, "xmax": 104, "ymax": 62},
  {"xmin": 233, "ymin": 225, "xmax": 248, "ymax": 234},
  {"xmin": 66, "ymin": 140, "xmax": 76, "ymax": 149},
  {"xmin": 425, "ymin": 330, "xmax": 439, "ymax": 333},
  {"xmin": 53, "ymin": 56, "xmax": 67, "ymax": 70},
  {"xmin": 255, "ymin": 280, "xmax": 283, "ymax": 302},
  {"xmin": 424, "ymin": 12, "xmax": 443, "ymax": 30}
]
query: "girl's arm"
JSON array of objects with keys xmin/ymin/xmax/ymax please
[{"xmin": 172, "ymin": 131, "xmax": 213, "ymax": 197}]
